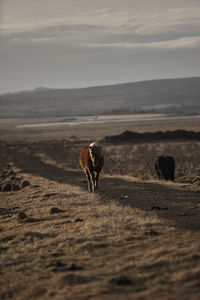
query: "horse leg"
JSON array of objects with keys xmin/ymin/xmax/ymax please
[
  {"xmin": 94, "ymin": 172, "xmax": 99, "ymax": 192},
  {"xmin": 170, "ymin": 171, "xmax": 175, "ymax": 181},
  {"xmin": 156, "ymin": 171, "xmax": 161, "ymax": 180},
  {"xmin": 85, "ymin": 170, "xmax": 92, "ymax": 192},
  {"xmin": 90, "ymin": 170, "xmax": 96, "ymax": 192}
]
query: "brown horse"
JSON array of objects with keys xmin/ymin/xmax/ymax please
[{"xmin": 79, "ymin": 142, "xmax": 104, "ymax": 192}]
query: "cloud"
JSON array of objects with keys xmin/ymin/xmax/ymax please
[
  {"xmin": 1, "ymin": 6, "xmax": 200, "ymax": 50},
  {"xmin": 0, "ymin": 23, "xmax": 105, "ymax": 42},
  {"xmin": 87, "ymin": 36, "xmax": 200, "ymax": 50}
]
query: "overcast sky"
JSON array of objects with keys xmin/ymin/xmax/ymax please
[{"xmin": 0, "ymin": 0, "xmax": 200, "ymax": 93}]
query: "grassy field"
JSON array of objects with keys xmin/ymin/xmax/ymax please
[{"xmin": 0, "ymin": 116, "xmax": 200, "ymax": 299}]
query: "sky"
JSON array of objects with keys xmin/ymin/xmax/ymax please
[{"xmin": 0, "ymin": 0, "xmax": 200, "ymax": 93}]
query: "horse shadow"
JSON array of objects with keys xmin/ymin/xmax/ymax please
[{"xmin": 11, "ymin": 150, "xmax": 84, "ymax": 187}]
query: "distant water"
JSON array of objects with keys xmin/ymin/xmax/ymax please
[{"xmin": 17, "ymin": 115, "xmax": 200, "ymax": 129}]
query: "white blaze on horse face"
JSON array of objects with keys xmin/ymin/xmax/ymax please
[
  {"xmin": 89, "ymin": 147, "xmax": 95, "ymax": 166},
  {"xmin": 89, "ymin": 142, "xmax": 96, "ymax": 147}
]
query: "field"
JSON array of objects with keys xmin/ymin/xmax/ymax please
[{"xmin": 1, "ymin": 116, "xmax": 200, "ymax": 300}]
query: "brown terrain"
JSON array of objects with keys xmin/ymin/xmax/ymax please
[{"xmin": 1, "ymin": 116, "xmax": 200, "ymax": 300}]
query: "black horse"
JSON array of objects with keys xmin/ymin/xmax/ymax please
[{"xmin": 155, "ymin": 155, "xmax": 175, "ymax": 181}]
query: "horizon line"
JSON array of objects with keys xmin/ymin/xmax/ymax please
[{"xmin": 1, "ymin": 75, "xmax": 200, "ymax": 96}]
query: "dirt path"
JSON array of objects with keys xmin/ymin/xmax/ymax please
[
  {"xmin": 12, "ymin": 148, "xmax": 200, "ymax": 230},
  {"xmin": 1, "ymin": 148, "xmax": 200, "ymax": 299}
]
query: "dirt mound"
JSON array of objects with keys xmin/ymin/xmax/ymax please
[
  {"xmin": 103, "ymin": 130, "xmax": 200, "ymax": 143},
  {"xmin": 0, "ymin": 164, "xmax": 31, "ymax": 192}
]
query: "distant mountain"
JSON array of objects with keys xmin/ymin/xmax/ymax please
[{"xmin": 0, "ymin": 77, "xmax": 200, "ymax": 118}]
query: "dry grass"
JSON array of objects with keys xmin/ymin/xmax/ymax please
[
  {"xmin": 0, "ymin": 115, "xmax": 200, "ymax": 142},
  {"xmin": 19, "ymin": 139, "xmax": 200, "ymax": 185},
  {"xmin": 103, "ymin": 142, "xmax": 200, "ymax": 185},
  {"xmin": 1, "ymin": 118, "xmax": 200, "ymax": 299}
]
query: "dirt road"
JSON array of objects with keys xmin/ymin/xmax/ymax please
[{"xmin": 1, "ymin": 144, "xmax": 200, "ymax": 300}]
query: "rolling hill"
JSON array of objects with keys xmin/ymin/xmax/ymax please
[{"xmin": 0, "ymin": 77, "xmax": 200, "ymax": 118}]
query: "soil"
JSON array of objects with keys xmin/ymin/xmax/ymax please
[{"xmin": 0, "ymin": 116, "xmax": 200, "ymax": 299}]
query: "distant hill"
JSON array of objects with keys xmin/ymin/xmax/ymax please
[{"xmin": 0, "ymin": 77, "xmax": 200, "ymax": 118}]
